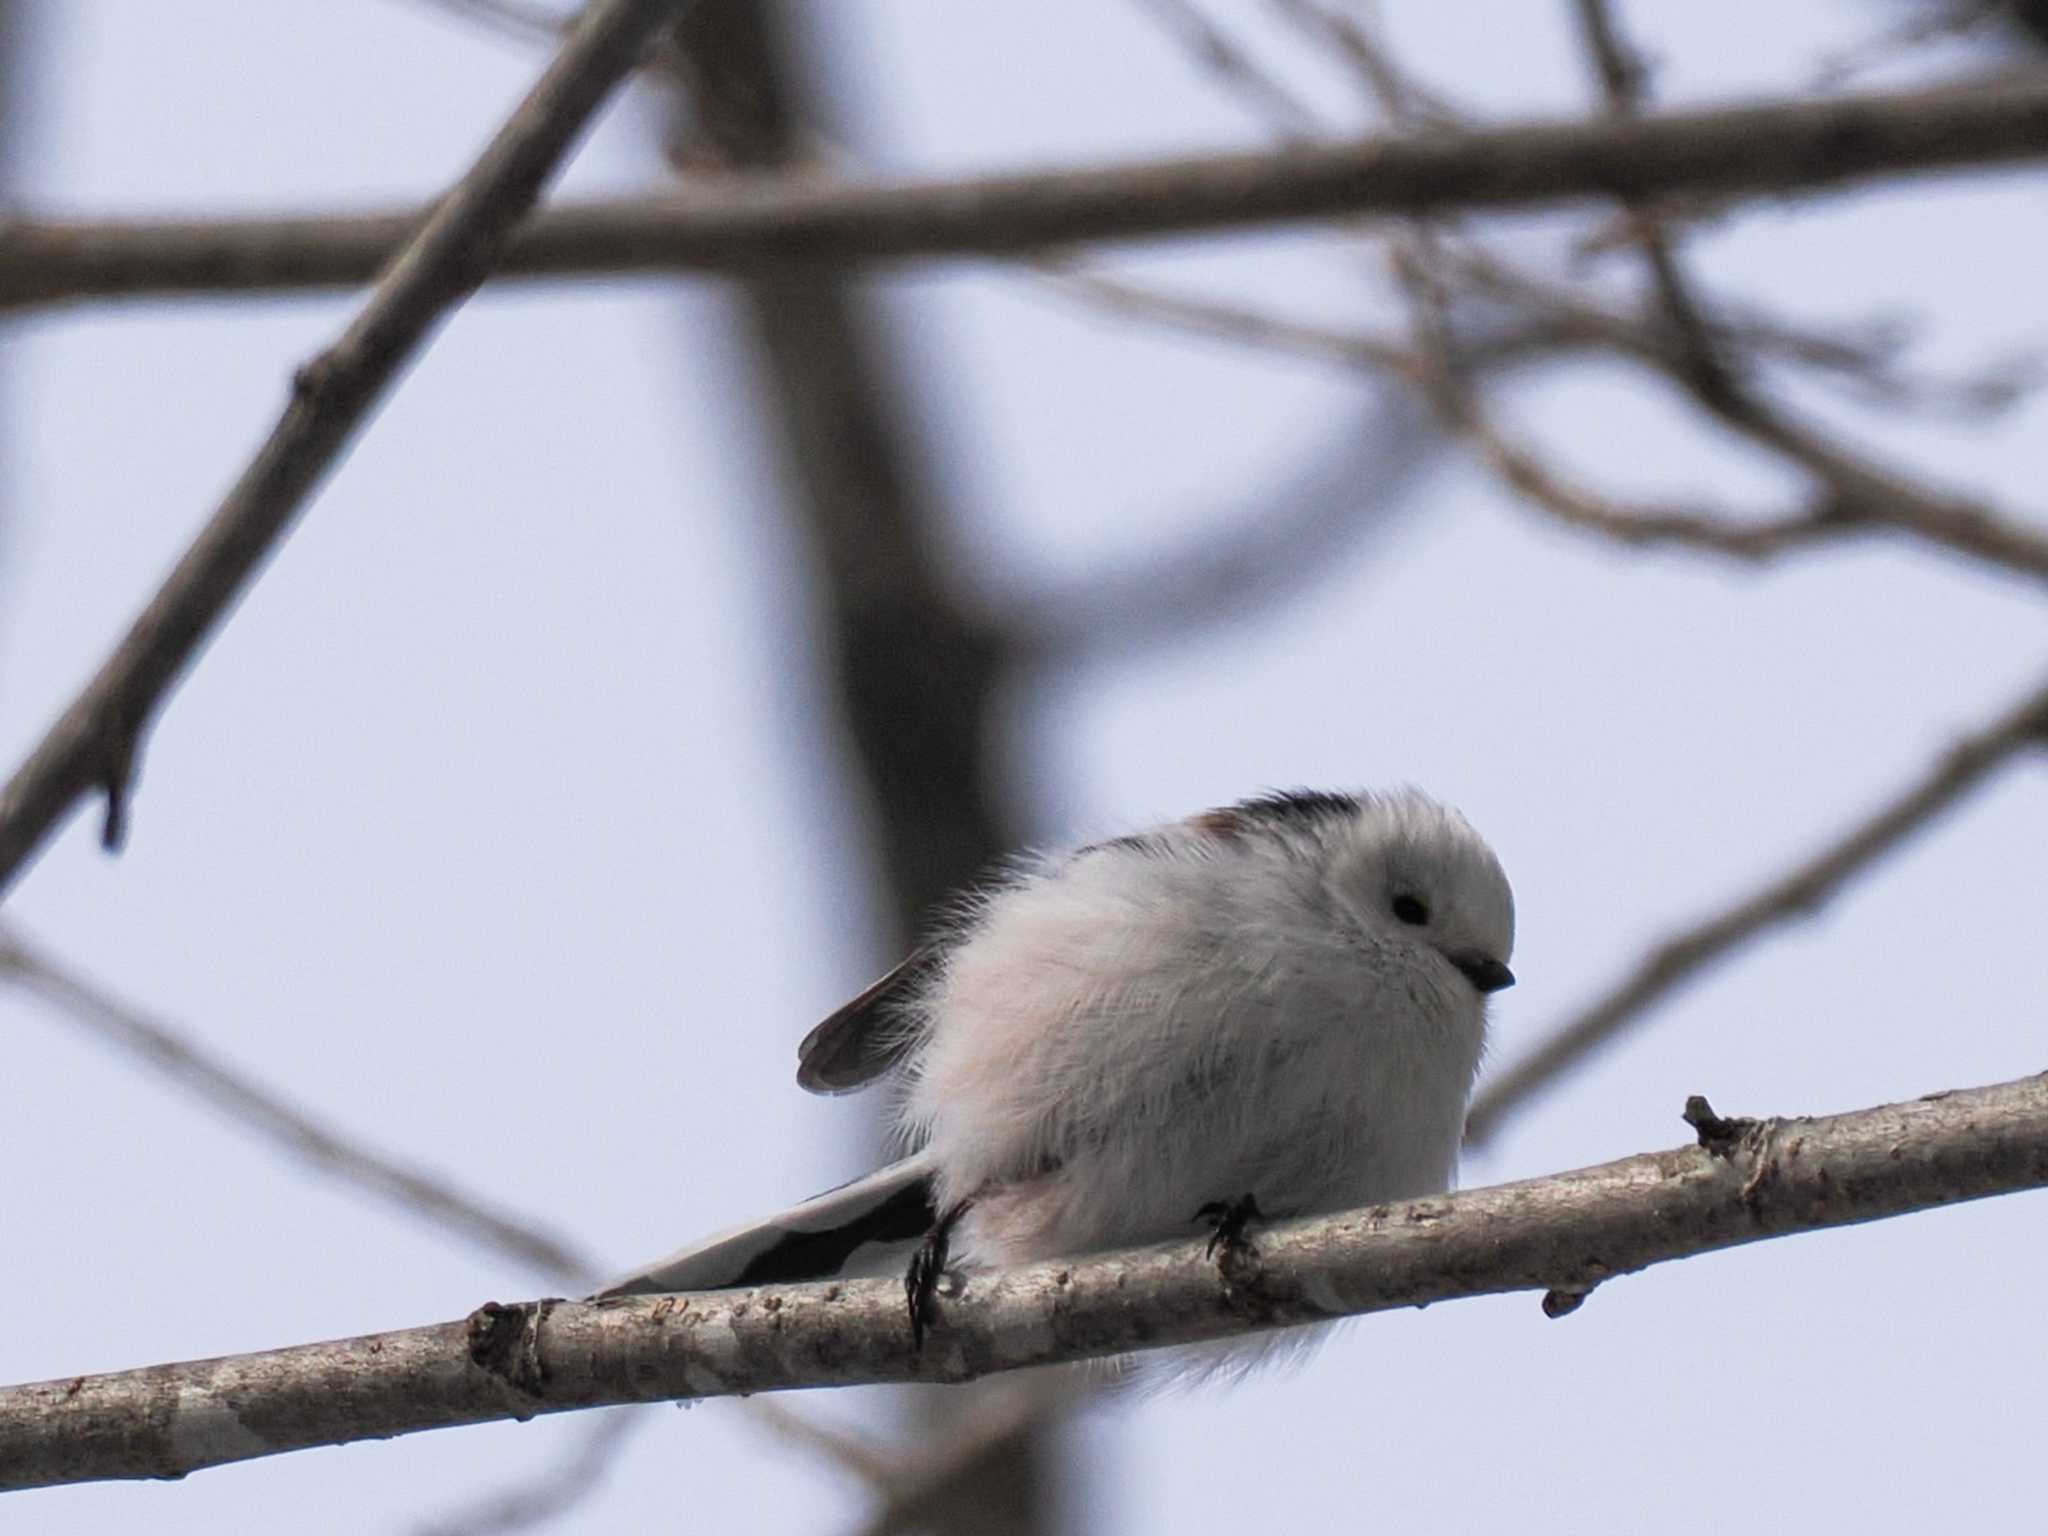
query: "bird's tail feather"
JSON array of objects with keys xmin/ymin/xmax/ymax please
[{"xmin": 595, "ymin": 1150, "xmax": 937, "ymax": 1297}]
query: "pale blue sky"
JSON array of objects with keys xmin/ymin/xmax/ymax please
[{"xmin": 4, "ymin": 3, "xmax": 2045, "ymax": 1532}]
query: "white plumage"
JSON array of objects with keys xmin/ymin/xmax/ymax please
[{"xmin": 602, "ymin": 787, "xmax": 1515, "ymax": 1383}]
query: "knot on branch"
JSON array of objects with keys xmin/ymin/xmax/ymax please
[
  {"xmin": 1541, "ymin": 1285, "xmax": 1591, "ymax": 1318},
  {"xmin": 290, "ymin": 352, "xmax": 340, "ymax": 406},
  {"xmin": 466, "ymin": 1298, "xmax": 557, "ymax": 1406},
  {"xmin": 1682, "ymin": 1094, "xmax": 1756, "ymax": 1157},
  {"xmin": 97, "ymin": 729, "xmax": 138, "ymax": 854}
]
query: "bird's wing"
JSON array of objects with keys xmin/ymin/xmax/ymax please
[
  {"xmin": 795, "ymin": 944, "xmax": 944, "ymax": 1094},
  {"xmin": 593, "ymin": 1150, "xmax": 939, "ymax": 1297}
]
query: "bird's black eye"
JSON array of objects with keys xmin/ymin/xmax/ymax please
[{"xmin": 1392, "ymin": 893, "xmax": 1430, "ymax": 926}]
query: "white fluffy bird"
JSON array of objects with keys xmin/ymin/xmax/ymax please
[{"xmin": 602, "ymin": 788, "xmax": 1515, "ymax": 1379}]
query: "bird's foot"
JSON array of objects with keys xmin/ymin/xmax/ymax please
[
  {"xmin": 1195, "ymin": 1193, "xmax": 1264, "ymax": 1265},
  {"xmin": 906, "ymin": 1201, "xmax": 969, "ymax": 1350}
]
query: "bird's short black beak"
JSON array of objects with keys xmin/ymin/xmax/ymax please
[{"xmin": 1452, "ymin": 953, "xmax": 1516, "ymax": 994}]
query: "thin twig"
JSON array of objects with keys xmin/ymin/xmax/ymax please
[
  {"xmin": 1272, "ymin": 0, "xmax": 1463, "ymax": 127},
  {"xmin": 742, "ymin": 1400, "xmax": 906, "ymax": 1491},
  {"xmin": 7, "ymin": 1068, "xmax": 2048, "ymax": 1488},
  {"xmin": 1448, "ymin": 392, "xmax": 1853, "ymax": 558},
  {"xmin": 1569, "ymin": 0, "xmax": 1729, "ymax": 392},
  {"xmin": 1042, "ymin": 263, "xmax": 2039, "ymax": 423},
  {"xmin": 1002, "ymin": 396, "xmax": 1445, "ymax": 655},
  {"xmin": 6, "ymin": 928, "xmax": 895, "ymax": 1508},
  {"xmin": 1044, "ymin": 252, "xmax": 1927, "ymax": 601},
  {"xmin": 1720, "ymin": 306, "xmax": 2041, "ymax": 419},
  {"xmin": 1397, "ymin": 220, "xmax": 1790, "ymax": 560},
  {"xmin": 402, "ymin": 0, "xmax": 689, "ymax": 79},
  {"xmin": 848, "ymin": 1375, "xmax": 1076, "ymax": 1536},
  {"xmin": 0, "ymin": 0, "xmax": 691, "ymax": 897},
  {"xmin": 748, "ymin": 1380, "xmax": 1073, "ymax": 1536},
  {"xmin": 1811, "ymin": 0, "xmax": 2010, "ymax": 89},
  {"xmin": 1043, "ymin": 243, "xmax": 2048, "ymax": 581},
  {"xmin": 0, "ymin": 925, "xmax": 600, "ymax": 1286},
  {"xmin": 1466, "ymin": 673, "xmax": 2048, "ymax": 1145},
  {"xmin": 1439, "ymin": 242, "xmax": 2048, "ymax": 581},
  {"xmin": 1128, "ymin": 0, "xmax": 1320, "ymax": 137},
  {"xmin": 408, "ymin": 0, "xmax": 570, "ymax": 44},
  {"xmin": 7, "ymin": 78, "xmax": 2048, "ymax": 310},
  {"xmin": 1037, "ymin": 261, "xmax": 1419, "ymax": 375},
  {"xmin": 412, "ymin": 1410, "xmax": 643, "ymax": 1536},
  {"xmin": 1671, "ymin": 366, "xmax": 2048, "ymax": 582},
  {"xmin": 1560, "ymin": 7, "xmax": 2039, "ymax": 581}
]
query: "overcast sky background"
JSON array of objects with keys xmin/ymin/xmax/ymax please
[{"xmin": 4, "ymin": 3, "xmax": 2045, "ymax": 1532}]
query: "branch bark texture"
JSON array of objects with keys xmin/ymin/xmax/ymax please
[
  {"xmin": 6, "ymin": 1070, "xmax": 2046, "ymax": 1491},
  {"xmin": 0, "ymin": 0, "xmax": 689, "ymax": 898},
  {"xmin": 7, "ymin": 77, "xmax": 2048, "ymax": 309}
]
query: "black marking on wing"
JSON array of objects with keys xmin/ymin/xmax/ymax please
[
  {"xmin": 1074, "ymin": 791, "xmax": 1360, "ymax": 863},
  {"xmin": 796, "ymin": 945, "xmax": 945, "ymax": 1095},
  {"xmin": 731, "ymin": 1177, "xmax": 938, "ymax": 1286},
  {"xmin": 1228, "ymin": 789, "xmax": 1361, "ymax": 831},
  {"xmin": 1074, "ymin": 830, "xmax": 1173, "ymax": 859}
]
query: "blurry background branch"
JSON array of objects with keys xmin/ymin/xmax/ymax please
[
  {"xmin": 0, "ymin": 913, "xmax": 964, "ymax": 1529},
  {"xmin": 1466, "ymin": 671, "xmax": 2048, "ymax": 1145},
  {"xmin": 661, "ymin": 3, "xmax": 1047, "ymax": 1531},
  {"xmin": 9, "ymin": 1068, "xmax": 2048, "ymax": 1490},
  {"xmin": 8, "ymin": 76, "xmax": 2048, "ymax": 309},
  {"xmin": 0, "ymin": 925, "xmax": 601, "ymax": 1285},
  {"xmin": 5, "ymin": 1, "xmax": 2045, "ymax": 1529},
  {"xmin": 0, "ymin": 0, "xmax": 693, "ymax": 900},
  {"xmin": 410, "ymin": 1411, "xmax": 644, "ymax": 1536},
  {"xmin": 0, "ymin": 911, "xmax": 958, "ymax": 1531}
]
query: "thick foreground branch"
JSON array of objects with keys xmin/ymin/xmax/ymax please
[
  {"xmin": 6, "ymin": 76, "xmax": 2048, "ymax": 309},
  {"xmin": 6, "ymin": 1070, "xmax": 2046, "ymax": 1491}
]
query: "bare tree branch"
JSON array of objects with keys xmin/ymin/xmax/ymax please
[
  {"xmin": 1274, "ymin": 10, "xmax": 1912, "ymax": 573},
  {"xmin": 0, "ymin": 925, "xmax": 600, "ymax": 1286},
  {"xmin": 1717, "ymin": 306, "xmax": 2040, "ymax": 419},
  {"xmin": 1398, "ymin": 224, "xmax": 1792, "ymax": 561},
  {"xmin": 412, "ymin": 1410, "xmax": 642, "ymax": 1536},
  {"xmin": 661, "ymin": 0, "xmax": 1014, "ymax": 929},
  {"xmin": 1127, "ymin": 0, "xmax": 1320, "ymax": 137},
  {"xmin": 0, "ymin": 0, "xmax": 691, "ymax": 899},
  {"xmin": 4, "ymin": 930, "xmax": 890, "ymax": 1517},
  {"xmin": 1043, "ymin": 261, "xmax": 2042, "ymax": 423},
  {"xmin": 5, "ymin": 1069, "xmax": 2047, "ymax": 1490},
  {"xmin": 1430, "ymin": 244, "xmax": 2048, "ymax": 582},
  {"xmin": 846, "ymin": 1376, "xmax": 1074, "ymax": 1536},
  {"xmin": 1811, "ymin": 0, "xmax": 2012, "ymax": 89},
  {"xmin": 1271, "ymin": 0, "xmax": 1457, "ymax": 127},
  {"xmin": 1444, "ymin": 389, "xmax": 1855, "ymax": 558},
  {"xmin": 1562, "ymin": 7, "xmax": 2048, "ymax": 581},
  {"xmin": 1001, "ymin": 395, "xmax": 1445, "ymax": 655},
  {"xmin": 1569, "ymin": 0, "xmax": 1730, "ymax": 393},
  {"xmin": 1671, "ymin": 367, "xmax": 2048, "ymax": 581},
  {"xmin": 1035, "ymin": 261, "xmax": 1418, "ymax": 374},
  {"xmin": 742, "ymin": 1398, "xmax": 905, "ymax": 1489},
  {"xmin": 1041, "ymin": 247, "xmax": 2048, "ymax": 583},
  {"xmin": 1466, "ymin": 673, "xmax": 2048, "ymax": 1145},
  {"xmin": 408, "ymin": 0, "xmax": 572, "ymax": 45},
  {"xmin": 744, "ymin": 1375, "xmax": 1074, "ymax": 1536},
  {"xmin": 7, "ymin": 77, "xmax": 2048, "ymax": 310},
  {"xmin": 661, "ymin": 6, "xmax": 1054, "ymax": 1532}
]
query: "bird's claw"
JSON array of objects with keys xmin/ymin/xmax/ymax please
[
  {"xmin": 1195, "ymin": 1193, "xmax": 1264, "ymax": 1263},
  {"xmin": 906, "ymin": 1201, "xmax": 969, "ymax": 1350}
]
